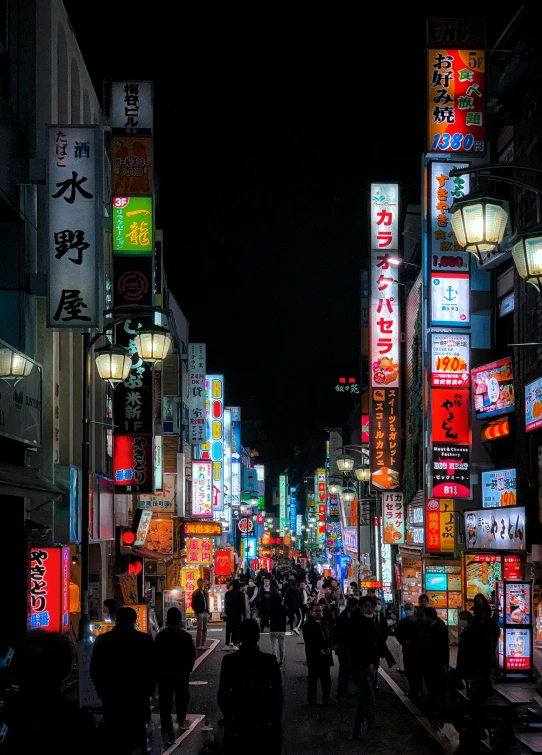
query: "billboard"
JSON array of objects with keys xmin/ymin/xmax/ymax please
[
  {"xmin": 482, "ymin": 469, "xmax": 517, "ymax": 508},
  {"xmin": 425, "ymin": 498, "xmax": 454, "ymax": 553},
  {"xmin": 111, "ymin": 81, "xmax": 153, "ymax": 135},
  {"xmin": 431, "ymin": 389, "xmax": 470, "ymax": 443},
  {"xmin": 431, "ymin": 271, "xmax": 470, "ymax": 326},
  {"xmin": 432, "ymin": 442, "xmax": 471, "ymax": 498},
  {"xmin": 191, "ymin": 461, "xmax": 213, "ymax": 517},
  {"xmin": 465, "ymin": 506, "xmax": 526, "ymax": 550},
  {"xmin": 112, "ymin": 196, "xmax": 153, "ymax": 255},
  {"xmin": 525, "ymin": 376, "xmax": 542, "ymax": 432},
  {"xmin": 472, "ymin": 358, "xmax": 514, "ymax": 418},
  {"xmin": 188, "ymin": 344, "xmax": 206, "ymax": 445},
  {"xmin": 29, "ymin": 546, "xmax": 70, "ymax": 632},
  {"xmin": 431, "ymin": 333, "xmax": 470, "ymax": 387}
]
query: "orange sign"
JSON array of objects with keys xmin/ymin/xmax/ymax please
[
  {"xmin": 432, "ymin": 389, "xmax": 470, "ymax": 443},
  {"xmin": 425, "ymin": 498, "xmax": 454, "ymax": 553},
  {"xmin": 123, "ymin": 603, "xmax": 148, "ymax": 633},
  {"xmin": 145, "ymin": 518, "xmax": 174, "ymax": 554},
  {"xmin": 184, "ymin": 521, "xmax": 222, "ymax": 536},
  {"xmin": 185, "ymin": 537, "xmax": 214, "ymax": 566},
  {"xmin": 112, "ymin": 136, "xmax": 152, "ymax": 195},
  {"xmin": 90, "ymin": 621, "xmax": 114, "ymax": 637},
  {"xmin": 182, "ymin": 567, "xmax": 200, "ymax": 616}
]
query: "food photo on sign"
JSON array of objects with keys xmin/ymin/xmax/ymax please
[
  {"xmin": 465, "ymin": 507, "xmax": 525, "ymax": 550},
  {"xmin": 472, "ymin": 358, "xmax": 515, "ymax": 418}
]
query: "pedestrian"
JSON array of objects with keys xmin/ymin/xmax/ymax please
[
  {"xmin": 473, "ymin": 592, "xmax": 500, "ymax": 650},
  {"xmin": 191, "ymin": 577, "xmax": 210, "ymax": 650},
  {"xmin": 217, "ymin": 619, "xmax": 283, "ymax": 755},
  {"xmin": 302, "ymin": 603, "xmax": 335, "ymax": 707},
  {"xmin": 330, "ymin": 578, "xmax": 346, "ymax": 614},
  {"xmin": 239, "ymin": 583, "xmax": 251, "ymax": 619},
  {"xmin": 153, "ymin": 607, "xmax": 196, "ymax": 744},
  {"xmin": 460, "ymin": 603, "xmax": 498, "ymax": 702},
  {"xmin": 349, "ymin": 595, "xmax": 381, "ymax": 741},
  {"xmin": 247, "ymin": 576, "xmax": 259, "ymax": 619},
  {"xmin": 103, "ymin": 598, "xmax": 117, "ymax": 623},
  {"xmin": 269, "ymin": 595, "xmax": 288, "ymax": 667},
  {"xmin": 223, "ymin": 579, "xmax": 245, "ymax": 650},
  {"xmin": 395, "ymin": 602, "xmax": 418, "ymax": 696},
  {"xmin": 299, "ymin": 580, "xmax": 311, "ymax": 627},
  {"xmin": 374, "ymin": 597, "xmax": 396, "ymax": 689},
  {"xmin": 284, "ymin": 578, "xmax": 302, "ymax": 634},
  {"xmin": 348, "ymin": 581, "xmax": 359, "ymax": 596},
  {"xmin": 333, "ymin": 596, "xmax": 358, "ymax": 697},
  {"xmin": 258, "ymin": 576, "xmax": 279, "ymax": 633},
  {"xmin": 90, "ymin": 606, "xmax": 155, "ymax": 755},
  {"xmin": 418, "ymin": 593, "xmax": 430, "ymax": 609},
  {"xmin": 420, "ymin": 606, "xmax": 449, "ymax": 717}
]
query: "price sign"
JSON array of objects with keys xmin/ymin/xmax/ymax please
[
  {"xmin": 432, "ymin": 252, "xmax": 469, "ymax": 271},
  {"xmin": 431, "ymin": 334, "xmax": 470, "ymax": 387}
]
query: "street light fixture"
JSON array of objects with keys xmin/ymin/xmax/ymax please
[
  {"xmin": 354, "ymin": 466, "xmax": 371, "ymax": 483},
  {"xmin": 94, "ymin": 344, "xmax": 132, "ymax": 387},
  {"xmin": 328, "ymin": 481, "xmax": 342, "ymax": 495},
  {"xmin": 336, "ymin": 453, "xmax": 355, "ymax": 472},
  {"xmin": 133, "ymin": 323, "xmax": 172, "ymax": 366},
  {"xmin": 248, "ymin": 493, "xmax": 259, "ymax": 508},
  {"xmin": 342, "ymin": 487, "xmax": 357, "ymax": 503},
  {"xmin": 0, "ymin": 346, "xmax": 33, "ymax": 381},
  {"xmin": 450, "ymin": 193, "xmax": 509, "ymax": 258},
  {"xmin": 511, "ymin": 225, "xmax": 542, "ymax": 290}
]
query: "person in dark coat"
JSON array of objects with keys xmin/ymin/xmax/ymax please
[
  {"xmin": 154, "ymin": 607, "xmax": 196, "ymax": 744},
  {"xmin": 224, "ymin": 579, "xmax": 245, "ymax": 649},
  {"xmin": 349, "ymin": 595, "xmax": 381, "ymax": 740},
  {"xmin": 217, "ymin": 619, "xmax": 283, "ymax": 754},
  {"xmin": 458, "ymin": 604, "xmax": 497, "ymax": 702},
  {"xmin": 191, "ymin": 577, "xmax": 210, "ymax": 649},
  {"xmin": 333, "ymin": 596, "xmax": 358, "ymax": 696},
  {"xmin": 395, "ymin": 602, "xmax": 418, "ymax": 696},
  {"xmin": 302, "ymin": 602, "xmax": 335, "ymax": 707},
  {"xmin": 373, "ymin": 597, "xmax": 396, "ymax": 690},
  {"xmin": 258, "ymin": 577, "xmax": 279, "ymax": 632},
  {"xmin": 90, "ymin": 606, "xmax": 155, "ymax": 755},
  {"xmin": 420, "ymin": 606, "xmax": 449, "ymax": 716},
  {"xmin": 284, "ymin": 579, "xmax": 302, "ymax": 634}
]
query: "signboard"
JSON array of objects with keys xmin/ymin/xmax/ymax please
[
  {"xmin": 188, "ymin": 344, "xmax": 206, "ymax": 445},
  {"xmin": 370, "ymin": 184, "xmax": 399, "ymax": 250},
  {"xmin": 145, "ymin": 518, "xmax": 174, "ymax": 554},
  {"xmin": 221, "ymin": 407, "xmax": 232, "ymax": 531},
  {"xmin": 133, "ymin": 509, "xmax": 152, "ymax": 547},
  {"xmin": 431, "ymin": 271, "xmax": 470, "ymax": 326},
  {"xmin": 525, "ymin": 376, "xmax": 542, "ymax": 432},
  {"xmin": 472, "ymin": 357, "xmax": 514, "ymax": 418},
  {"xmin": 383, "ymin": 492, "xmax": 404, "ymax": 544},
  {"xmin": 185, "ymin": 537, "xmax": 214, "ymax": 566},
  {"xmin": 130, "ymin": 604, "xmax": 149, "ymax": 634},
  {"xmin": 428, "ymin": 49, "xmax": 486, "ymax": 153},
  {"xmin": 465, "ymin": 553, "xmax": 501, "ymax": 605},
  {"xmin": 432, "ymin": 443, "xmax": 471, "ymax": 498},
  {"xmin": 230, "ymin": 407, "xmax": 241, "ymax": 506},
  {"xmin": 111, "ymin": 136, "xmax": 152, "ymax": 195},
  {"xmin": 112, "ymin": 196, "xmax": 153, "ymax": 255},
  {"xmin": 202, "ymin": 375, "xmax": 224, "ymax": 512},
  {"xmin": 504, "ymin": 555, "xmax": 523, "ymax": 581},
  {"xmin": 29, "ymin": 546, "xmax": 70, "ymax": 632},
  {"xmin": 113, "ymin": 256, "xmax": 153, "ymax": 307},
  {"xmin": 370, "ymin": 253, "xmax": 400, "ymax": 389},
  {"xmin": 182, "ymin": 568, "xmax": 199, "ymax": 617},
  {"xmin": 425, "ymin": 498, "xmax": 454, "ymax": 553},
  {"xmin": 215, "ymin": 549, "xmax": 233, "ymax": 577},
  {"xmin": 138, "ymin": 473, "xmax": 176, "ymax": 512},
  {"xmin": 482, "ymin": 469, "xmax": 517, "ymax": 508},
  {"xmin": 113, "ymin": 317, "xmax": 154, "ymax": 435},
  {"xmin": 184, "ymin": 521, "xmax": 222, "ymax": 536},
  {"xmin": 191, "ymin": 461, "xmax": 213, "ymax": 517},
  {"xmin": 113, "ymin": 434, "xmax": 153, "ymax": 493},
  {"xmin": 464, "ymin": 506, "xmax": 526, "ymax": 550},
  {"xmin": 432, "ymin": 389, "xmax": 470, "ymax": 443},
  {"xmin": 369, "ymin": 387, "xmax": 400, "ymax": 491},
  {"xmin": 279, "ymin": 474, "xmax": 287, "ymax": 535},
  {"xmin": 431, "ymin": 333, "xmax": 470, "ymax": 387},
  {"xmin": 429, "ymin": 162, "xmax": 470, "ymax": 267},
  {"xmin": 47, "ymin": 125, "xmax": 103, "ymax": 329},
  {"xmin": 500, "ymin": 627, "xmax": 531, "ymax": 670},
  {"xmin": 111, "ymin": 81, "xmax": 153, "ymax": 135}
]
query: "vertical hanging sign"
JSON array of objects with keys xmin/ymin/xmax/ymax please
[
  {"xmin": 200, "ymin": 376, "xmax": 224, "ymax": 512},
  {"xmin": 188, "ymin": 344, "xmax": 206, "ymax": 445}
]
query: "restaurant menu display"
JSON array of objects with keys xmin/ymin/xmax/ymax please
[
  {"xmin": 424, "ymin": 563, "xmax": 462, "ymax": 624},
  {"xmin": 464, "ymin": 553, "xmax": 501, "ymax": 607},
  {"xmin": 496, "ymin": 580, "xmax": 532, "ymax": 674},
  {"xmin": 472, "ymin": 357, "xmax": 515, "ymax": 419},
  {"xmin": 498, "ymin": 628, "xmax": 531, "ymax": 671}
]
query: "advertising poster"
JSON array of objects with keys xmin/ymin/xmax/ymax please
[
  {"xmin": 112, "ymin": 196, "xmax": 153, "ymax": 255},
  {"xmin": 425, "ymin": 498, "xmax": 455, "ymax": 552},
  {"xmin": 191, "ymin": 461, "xmax": 213, "ymax": 517},
  {"xmin": 431, "ymin": 271, "xmax": 470, "ymax": 326},
  {"xmin": 431, "ymin": 389, "xmax": 470, "ymax": 443},
  {"xmin": 465, "ymin": 553, "xmax": 501, "ymax": 605},
  {"xmin": 432, "ymin": 443, "xmax": 471, "ymax": 498},
  {"xmin": 383, "ymin": 492, "xmax": 404, "ymax": 544},
  {"xmin": 464, "ymin": 506, "xmax": 526, "ymax": 550},
  {"xmin": 427, "ymin": 49, "xmax": 486, "ymax": 153},
  {"xmin": 139, "ymin": 474, "xmax": 177, "ymax": 513},
  {"xmin": 429, "ymin": 161, "xmax": 470, "ymax": 264},
  {"xmin": 118, "ymin": 572, "xmax": 138, "ymax": 604},
  {"xmin": 144, "ymin": 518, "xmax": 174, "ymax": 554},
  {"xmin": 503, "ymin": 627, "xmax": 531, "ymax": 670},
  {"xmin": 506, "ymin": 582, "xmax": 531, "ymax": 624},
  {"xmin": 481, "ymin": 469, "xmax": 517, "ymax": 508},
  {"xmin": 503, "ymin": 555, "xmax": 523, "ymax": 580},
  {"xmin": 525, "ymin": 376, "xmax": 542, "ymax": 432},
  {"xmin": 369, "ymin": 387, "xmax": 401, "ymax": 491},
  {"xmin": 472, "ymin": 358, "xmax": 515, "ymax": 418},
  {"xmin": 111, "ymin": 136, "xmax": 152, "ymax": 195},
  {"xmin": 431, "ymin": 333, "xmax": 470, "ymax": 387}
]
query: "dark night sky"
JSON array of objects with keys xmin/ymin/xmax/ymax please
[{"xmin": 63, "ymin": 3, "xmax": 502, "ymax": 465}]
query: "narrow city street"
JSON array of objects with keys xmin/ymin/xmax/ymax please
[{"xmin": 147, "ymin": 628, "xmax": 445, "ymax": 755}]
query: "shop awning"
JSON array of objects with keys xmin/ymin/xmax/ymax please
[
  {"xmin": 0, "ymin": 462, "xmax": 62, "ymax": 501},
  {"xmin": 132, "ymin": 547, "xmax": 175, "ymax": 564}
]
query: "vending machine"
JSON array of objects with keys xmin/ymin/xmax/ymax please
[{"xmin": 495, "ymin": 580, "xmax": 533, "ymax": 678}]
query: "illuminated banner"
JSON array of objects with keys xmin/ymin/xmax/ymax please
[
  {"xmin": 428, "ymin": 49, "xmax": 486, "ymax": 153},
  {"xmin": 138, "ymin": 473, "xmax": 177, "ymax": 513},
  {"xmin": 370, "ymin": 253, "xmax": 400, "ymax": 388},
  {"xmin": 465, "ymin": 506, "xmax": 525, "ymax": 550},
  {"xmin": 383, "ymin": 492, "xmax": 404, "ymax": 544},
  {"xmin": 431, "ymin": 333, "xmax": 470, "ymax": 387},
  {"xmin": 201, "ymin": 376, "xmax": 224, "ymax": 512},
  {"xmin": 29, "ymin": 546, "xmax": 70, "ymax": 632},
  {"xmin": 370, "ymin": 184, "xmax": 399, "ymax": 250},
  {"xmin": 112, "ymin": 136, "xmax": 152, "ymax": 195},
  {"xmin": 482, "ymin": 469, "xmax": 517, "ymax": 508},
  {"xmin": 185, "ymin": 537, "xmax": 214, "ymax": 566},
  {"xmin": 432, "ymin": 442, "xmax": 471, "ymax": 498},
  {"xmin": 525, "ymin": 377, "xmax": 542, "ymax": 432},
  {"xmin": 425, "ymin": 498, "xmax": 454, "ymax": 553},
  {"xmin": 279, "ymin": 475, "xmax": 287, "ymax": 535},
  {"xmin": 430, "ymin": 161, "xmax": 470, "ymax": 268},
  {"xmin": 111, "ymin": 80, "xmax": 153, "ymax": 135},
  {"xmin": 113, "ymin": 434, "xmax": 153, "ymax": 493},
  {"xmin": 184, "ymin": 521, "xmax": 222, "ymax": 536},
  {"xmin": 220, "ymin": 407, "xmax": 232, "ymax": 533},
  {"xmin": 316, "ymin": 469, "xmax": 326, "ymax": 504},
  {"xmin": 369, "ymin": 387, "xmax": 400, "ymax": 491},
  {"xmin": 472, "ymin": 358, "xmax": 515, "ymax": 418},
  {"xmin": 47, "ymin": 125, "xmax": 103, "ymax": 329},
  {"xmin": 432, "ymin": 389, "xmax": 470, "ymax": 443},
  {"xmin": 112, "ymin": 196, "xmax": 153, "ymax": 255},
  {"xmin": 191, "ymin": 460, "xmax": 213, "ymax": 517},
  {"xmin": 113, "ymin": 317, "xmax": 154, "ymax": 435},
  {"xmin": 215, "ymin": 549, "xmax": 233, "ymax": 577},
  {"xmin": 290, "ymin": 490, "xmax": 298, "ymax": 531},
  {"xmin": 182, "ymin": 567, "xmax": 198, "ymax": 616},
  {"xmin": 188, "ymin": 344, "xmax": 206, "ymax": 445},
  {"xmin": 431, "ymin": 271, "xmax": 470, "ymax": 326}
]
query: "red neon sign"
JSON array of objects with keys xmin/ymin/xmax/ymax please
[{"xmin": 29, "ymin": 546, "xmax": 70, "ymax": 633}]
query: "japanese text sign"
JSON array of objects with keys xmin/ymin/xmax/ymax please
[
  {"xmin": 525, "ymin": 377, "xmax": 542, "ymax": 432},
  {"xmin": 200, "ymin": 376, "xmax": 224, "ymax": 512},
  {"xmin": 280, "ymin": 474, "xmax": 287, "ymax": 535},
  {"xmin": 138, "ymin": 474, "xmax": 177, "ymax": 513},
  {"xmin": 472, "ymin": 357, "xmax": 514, "ymax": 419},
  {"xmin": 431, "ymin": 271, "xmax": 470, "ymax": 326},
  {"xmin": 369, "ymin": 388, "xmax": 401, "ymax": 491},
  {"xmin": 188, "ymin": 344, "xmax": 206, "ymax": 445},
  {"xmin": 370, "ymin": 184, "xmax": 399, "ymax": 250},
  {"xmin": 432, "ymin": 389, "xmax": 470, "ymax": 443},
  {"xmin": 425, "ymin": 498, "xmax": 454, "ymax": 553},
  {"xmin": 112, "ymin": 137, "xmax": 152, "ymax": 195},
  {"xmin": 383, "ymin": 492, "xmax": 404, "ymax": 544},
  {"xmin": 371, "ymin": 253, "xmax": 400, "ymax": 388},
  {"xmin": 191, "ymin": 461, "xmax": 213, "ymax": 517},
  {"xmin": 431, "ymin": 333, "xmax": 470, "ymax": 387},
  {"xmin": 113, "ymin": 434, "xmax": 153, "ymax": 493},
  {"xmin": 432, "ymin": 443, "xmax": 471, "ymax": 498},
  {"xmin": 133, "ymin": 509, "xmax": 152, "ymax": 546},
  {"xmin": 185, "ymin": 537, "xmax": 214, "ymax": 566},
  {"xmin": 482, "ymin": 469, "xmax": 517, "ymax": 508},
  {"xmin": 113, "ymin": 196, "xmax": 153, "ymax": 255},
  {"xmin": 130, "ymin": 604, "xmax": 149, "ymax": 634},
  {"xmin": 182, "ymin": 568, "xmax": 199, "ymax": 616},
  {"xmin": 465, "ymin": 506, "xmax": 525, "ymax": 550},
  {"xmin": 112, "ymin": 81, "xmax": 153, "ymax": 135},
  {"xmin": 47, "ymin": 126, "xmax": 103, "ymax": 329},
  {"xmin": 430, "ymin": 162, "xmax": 470, "ymax": 267},
  {"xmin": 428, "ymin": 49, "xmax": 486, "ymax": 153},
  {"xmin": 501, "ymin": 627, "xmax": 531, "ymax": 670},
  {"xmin": 113, "ymin": 317, "xmax": 154, "ymax": 435},
  {"xmin": 29, "ymin": 546, "xmax": 70, "ymax": 632},
  {"xmin": 184, "ymin": 521, "xmax": 222, "ymax": 536}
]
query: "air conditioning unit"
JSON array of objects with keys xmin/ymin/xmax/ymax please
[{"xmin": 145, "ymin": 560, "xmax": 167, "ymax": 577}]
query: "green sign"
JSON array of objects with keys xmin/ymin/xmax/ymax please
[{"xmin": 113, "ymin": 196, "xmax": 153, "ymax": 254}]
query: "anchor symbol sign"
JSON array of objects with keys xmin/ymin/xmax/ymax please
[{"xmin": 443, "ymin": 286, "xmax": 458, "ymax": 303}]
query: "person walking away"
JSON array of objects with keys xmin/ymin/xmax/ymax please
[
  {"xmin": 217, "ymin": 619, "xmax": 283, "ymax": 755},
  {"xmin": 420, "ymin": 606, "xmax": 449, "ymax": 717},
  {"xmin": 247, "ymin": 577, "xmax": 259, "ymax": 619},
  {"xmin": 330, "ymin": 579, "xmax": 346, "ymax": 614},
  {"xmin": 284, "ymin": 578, "xmax": 302, "ymax": 634},
  {"xmin": 395, "ymin": 602, "xmax": 418, "ymax": 696},
  {"xmin": 258, "ymin": 577, "xmax": 278, "ymax": 633},
  {"xmin": 349, "ymin": 595, "xmax": 381, "ymax": 741},
  {"xmin": 224, "ymin": 579, "xmax": 245, "ymax": 650},
  {"xmin": 240, "ymin": 583, "xmax": 250, "ymax": 620},
  {"xmin": 333, "ymin": 596, "xmax": 358, "ymax": 696},
  {"xmin": 191, "ymin": 578, "xmax": 210, "ymax": 650},
  {"xmin": 153, "ymin": 607, "xmax": 196, "ymax": 744},
  {"xmin": 269, "ymin": 595, "xmax": 288, "ymax": 667},
  {"xmin": 374, "ymin": 597, "xmax": 396, "ymax": 690},
  {"xmin": 90, "ymin": 606, "xmax": 155, "ymax": 755},
  {"xmin": 299, "ymin": 580, "xmax": 311, "ymax": 627},
  {"xmin": 464, "ymin": 603, "xmax": 497, "ymax": 702},
  {"xmin": 473, "ymin": 592, "xmax": 500, "ymax": 652},
  {"xmin": 302, "ymin": 603, "xmax": 335, "ymax": 707}
]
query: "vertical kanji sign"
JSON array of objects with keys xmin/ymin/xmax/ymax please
[
  {"xmin": 29, "ymin": 546, "xmax": 70, "ymax": 632},
  {"xmin": 47, "ymin": 126, "xmax": 103, "ymax": 329},
  {"xmin": 188, "ymin": 344, "xmax": 206, "ymax": 445}
]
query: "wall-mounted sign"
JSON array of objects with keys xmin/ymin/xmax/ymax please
[
  {"xmin": 111, "ymin": 136, "xmax": 152, "ymax": 195},
  {"xmin": 111, "ymin": 81, "xmax": 153, "ymax": 135},
  {"xmin": 425, "ymin": 498, "xmax": 454, "ymax": 553},
  {"xmin": 432, "ymin": 389, "xmax": 470, "ymax": 443},
  {"xmin": 430, "ymin": 162, "xmax": 470, "ymax": 265},
  {"xmin": 472, "ymin": 357, "xmax": 514, "ymax": 419},
  {"xmin": 184, "ymin": 521, "xmax": 222, "ymax": 536},
  {"xmin": 370, "ymin": 184, "xmax": 399, "ymax": 250},
  {"xmin": 432, "ymin": 443, "xmax": 471, "ymax": 498},
  {"xmin": 369, "ymin": 388, "xmax": 401, "ymax": 491},
  {"xmin": 113, "ymin": 434, "xmax": 153, "ymax": 493},
  {"xmin": 431, "ymin": 271, "xmax": 470, "ymax": 326},
  {"xmin": 335, "ymin": 377, "xmax": 359, "ymax": 393},
  {"xmin": 112, "ymin": 196, "xmax": 153, "ymax": 255},
  {"xmin": 113, "ymin": 256, "xmax": 153, "ymax": 307},
  {"xmin": 200, "ymin": 375, "xmax": 224, "ymax": 512},
  {"xmin": 482, "ymin": 469, "xmax": 517, "ymax": 508},
  {"xmin": 188, "ymin": 344, "xmax": 206, "ymax": 445},
  {"xmin": 279, "ymin": 474, "xmax": 287, "ymax": 535},
  {"xmin": 431, "ymin": 333, "xmax": 470, "ymax": 387},
  {"xmin": 428, "ymin": 49, "xmax": 486, "ymax": 153},
  {"xmin": 191, "ymin": 461, "xmax": 213, "ymax": 517},
  {"xmin": 465, "ymin": 506, "xmax": 525, "ymax": 550},
  {"xmin": 182, "ymin": 568, "xmax": 198, "ymax": 617},
  {"xmin": 525, "ymin": 376, "xmax": 542, "ymax": 433},
  {"xmin": 371, "ymin": 253, "xmax": 400, "ymax": 388},
  {"xmin": 29, "ymin": 546, "xmax": 70, "ymax": 632},
  {"xmin": 383, "ymin": 492, "xmax": 404, "ymax": 544},
  {"xmin": 113, "ymin": 317, "xmax": 154, "ymax": 435},
  {"xmin": 47, "ymin": 125, "xmax": 103, "ymax": 329},
  {"xmin": 138, "ymin": 474, "xmax": 177, "ymax": 513},
  {"xmin": 185, "ymin": 537, "xmax": 214, "ymax": 565},
  {"xmin": 145, "ymin": 518, "xmax": 174, "ymax": 554},
  {"xmin": 133, "ymin": 509, "xmax": 153, "ymax": 546},
  {"xmin": 215, "ymin": 549, "xmax": 233, "ymax": 577}
]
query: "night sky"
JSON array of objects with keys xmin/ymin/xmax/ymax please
[{"xmin": 63, "ymin": 3, "xmax": 502, "ymax": 467}]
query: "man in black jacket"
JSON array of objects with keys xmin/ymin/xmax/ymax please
[
  {"xmin": 420, "ymin": 606, "xmax": 449, "ymax": 716},
  {"xmin": 154, "ymin": 607, "xmax": 196, "ymax": 744},
  {"xmin": 284, "ymin": 579, "xmax": 302, "ymax": 634},
  {"xmin": 302, "ymin": 603, "xmax": 335, "ymax": 707},
  {"xmin": 333, "ymin": 596, "xmax": 358, "ymax": 696},
  {"xmin": 191, "ymin": 578, "xmax": 210, "ymax": 650},
  {"xmin": 224, "ymin": 580, "xmax": 245, "ymax": 649},
  {"xmin": 90, "ymin": 606, "xmax": 155, "ymax": 754},
  {"xmin": 218, "ymin": 619, "xmax": 283, "ymax": 754},
  {"xmin": 349, "ymin": 595, "xmax": 381, "ymax": 740}
]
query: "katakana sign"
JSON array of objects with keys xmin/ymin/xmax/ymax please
[
  {"xmin": 112, "ymin": 196, "xmax": 153, "ymax": 255},
  {"xmin": 432, "ymin": 442, "xmax": 471, "ymax": 498},
  {"xmin": 383, "ymin": 492, "xmax": 404, "ymax": 544}
]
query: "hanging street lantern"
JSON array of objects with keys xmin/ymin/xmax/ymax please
[
  {"xmin": 336, "ymin": 453, "xmax": 355, "ymax": 472},
  {"xmin": 511, "ymin": 224, "xmax": 542, "ymax": 291},
  {"xmin": 342, "ymin": 488, "xmax": 357, "ymax": 503},
  {"xmin": 133, "ymin": 324, "xmax": 172, "ymax": 366},
  {"xmin": 0, "ymin": 346, "xmax": 33, "ymax": 381},
  {"xmin": 94, "ymin": 344, "xmax": 132, "ymax": 387},
  {"xmin": 354, "ymin": 466, "xmax": 370, "ymax": 482},
  {"xmin": 450, "ymin": 194, "xmax": 509, "ymax": 258}
]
